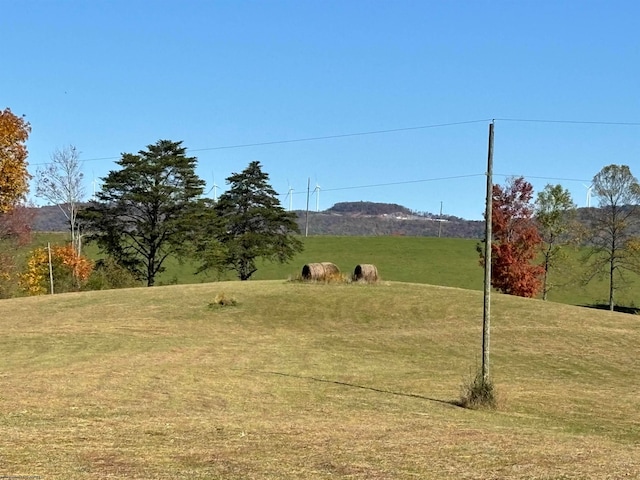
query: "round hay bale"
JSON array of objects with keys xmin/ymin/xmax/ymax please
[
  {"xmin": 320, "ymin": 262, "xmax": 340, "ymax": 278},
  {"xmin": 353, "ymin": 264, "xmax": 378, "ymax": 282},
  {"xmin": 301, "ymin": 262, "xmax": 340, "ymax": 280},
  {"xmin": 302, "ymin": 263, "xmax": 324, "ymax": 280},
  {"xmin": 301, "ymin": 263, "xmax": 323, "ymax": 280}
]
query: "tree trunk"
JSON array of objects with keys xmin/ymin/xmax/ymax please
[
  {"xmin": 542, "ymin": 255, "xmax": 550, "ymax": 301},
  {"xmin": 609, "ymin": 258, "xmax": 615, "ymax": 311}
]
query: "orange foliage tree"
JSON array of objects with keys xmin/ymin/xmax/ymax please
[
  {"xmin": 0, "ymin": 108, "xmax": 31, "ymax": 213},
  {"xmin": 481, "ymin": 177, "xmax": 544, "ymax": 298},
  {"xmin": 21, "ymin": 244, "xmax": 93, "ymax": 295}
]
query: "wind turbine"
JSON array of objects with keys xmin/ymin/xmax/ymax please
[
  {"xmin": 285, "ymin": 182, "xmax": 294, "ymax": 211},
  {"xmin": 583, "ymin": 183, "xmax": 593, "ymax": 208},
  {"xmin": 212, "ymin": 176, "xmax": 219, "ymax": 202},
  {"xmin": 91, "ymin": 170, "xmax": 100, "ymax": 201},
  {"xmin": 312, "ymin": 183, "xmax": 321, "ymax": 212},
  {"xmin": 205, "ymin": 174, "xmax": 219, "ymax": 202}
]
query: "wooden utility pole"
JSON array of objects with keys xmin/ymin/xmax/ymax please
[
  {"xmin": 438, "ymin": 201, "xmax": 443, "ymax": 238},
  {"xmin": 482, "ymin": 121, "xmax": 494, "ymax": 383}
]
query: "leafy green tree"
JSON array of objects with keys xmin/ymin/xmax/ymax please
[
  {"xmin": 584, "ymin": 164, "xmax": 640, "ymax": 310},
  {"xmin": 535, "ymin": 184, "xmax": 576, "ymax": 300},
  {"xmin": 198, "ymin": 161, "xmax": 303, "ymax": 280},
  {"xmin": 81, "ymin": 140, "xmax": 205, "ymax": 286}
]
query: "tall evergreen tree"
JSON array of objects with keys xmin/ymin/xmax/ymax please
[
  {"xmin": 81, "ymin": 140, "xmax": 205, "ymax": 286},
  {"xmin": 198, "ymin": 161, "xmax": 303, "ymax": 280}
]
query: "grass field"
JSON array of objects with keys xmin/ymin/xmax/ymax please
[
  {"xmin": 27, "ymin": 232, "xmax": 640, "ymax": 308},
  {"xmin": 1, "ymin": 280, "xmax": 638, "ymax": 478}
]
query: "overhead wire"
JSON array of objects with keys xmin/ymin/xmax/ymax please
[
  {"xmin": 28, "ymin": 118, "xmax": 491, "ymax": 166},
  {"xmin": 495, "ymin": 118, "xmax": 640, "ymax": 127},
  {"xmin": 28, "ymin": 117, "xmax": 639, "ymax": 167},
  {"xmin": 27, "ymin": 116, "xmax": 637, "ymax": 197}
]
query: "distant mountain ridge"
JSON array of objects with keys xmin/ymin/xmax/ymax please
[
  {"xmin": 31, "ymin": 201, "xmax": 484, "ymax": 238},
  {"xmin": 28, "ymin": 201, "xmax": 621, "ymax": 241},
  {"xmin": 327, "ymin": 201, "xmax": 413, "ymax": 217}
]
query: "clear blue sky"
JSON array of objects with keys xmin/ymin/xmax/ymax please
[{"xmin": 3, "ymin": 0, "xmax": 639, "ymax": 220}]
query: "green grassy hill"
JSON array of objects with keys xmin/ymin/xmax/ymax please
[
  {"xmin": 1, "ymin": 281, "xmax": 638, "ymax": 478},
  {"xmin": 27, "ymin": 233, "xmax": 640, "ymax": 308}
]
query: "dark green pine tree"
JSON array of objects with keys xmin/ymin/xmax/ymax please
[
  {"xmin": 81, "ymin": 140, "xmax": 205, "ymax": 286},
  {"xmin": 201, "ymin": 161, "xmax": 303, "ymax": 280}
]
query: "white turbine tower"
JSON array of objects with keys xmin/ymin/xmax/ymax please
[
  {"xmin": 205, "ymin": 174, "xmax": 219, "ymax": 202},
  {"xmin": 583, "ymin": 183, "xmax": 593, "ymax": 208},
  {"xmin": 285, "ymin": 184, "xmax": 294, "ymax": 211},
  {"xmin": 91, "ymin": 170, "xmax": 101, "ymax": 201},
  {"xmin": 212, "ymin": 177, "xmax": 219, "ymax": 202},
  {"xmin": 313, "ymin": 183, "xmax": 321, "ymax": 212}
]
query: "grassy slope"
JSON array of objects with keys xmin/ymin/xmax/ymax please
[
  {"xmin": 156, "ymin": 235, "xmax": 640, "ymax": 307},
  {"xmin": 30, "ymin": 233, "xmax": 640, "ymax": 307},
  {"xmin": 1, "ymin": 281, "xmax": 639, "ymax": 479}
]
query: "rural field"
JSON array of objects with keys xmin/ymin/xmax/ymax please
[
  {"xmin": 1, "ymin": 280, "xmax": 639, "ymax": 478},
  {"xmin": 28, "ymin": 233, "xmax": 640, "ymax": 309}
]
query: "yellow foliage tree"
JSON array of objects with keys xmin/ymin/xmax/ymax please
[
  {"xmin": 21, "ymin": 244, "xmax": 93, "ymax": 295},
  {"xmin": 20, "ymin": 247, "xmax": 49, "ymax": 295},
  {"xmin": 0, "ymin": 108, "xmax": 31, "ymax": 213}
]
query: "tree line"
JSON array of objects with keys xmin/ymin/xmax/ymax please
[
  {"xmin": 0, "ymin": 115, "xmax": 302, "ymax": 294},
  {"xmin": 81, "ymin": 140, "xmax": 303, "ymax": 286},
  {"xmin": 2, "ymin": 106, "xmax": 640, "ymax": 309},
  {"xmin": 483, "ymin": 166, "xmax": 640, "ymax": 311}
]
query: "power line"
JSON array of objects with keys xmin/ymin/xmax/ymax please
[
  {"xmin": 318, "ymin": 174, "xmax": 486, "ymax": 194},
  {"xmin": 279, "ymin": 172, "xmax": 593, "ymax": 198},
  {"xmin": 28, "ymin": 119, "xmax": 491, "ymax": 166},
  {"xmin": 30, "ymin": 155, "xmax": 119, "ymax": 167},
  {"xmin": 189, "ymin": 119, "xmax": 492, "ymax": 152},
  {"xmin": 27, "ymin": 116, "xmax": 640, "ymax": 167},
  {"xmin": 496, "ymin": 118, "xmax": 640, "ymax": 127},
  {"xmin": 494, "ymin": 173, "xmax": 591, "ymax": 183}
]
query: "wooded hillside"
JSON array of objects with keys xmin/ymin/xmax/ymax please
[{"xmin": 32, "ymin": 202, "xmax": 485, "ymax": 238}]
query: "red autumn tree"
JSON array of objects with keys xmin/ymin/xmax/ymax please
[
  {"xmin": 485, "ymin": 177, "xmax": 544, "ymax": 297},
  {"xmin": 0, "ymin": 204, "xmax": 35, "ymax": 297},
  {"xmin": 0, "ymin": 203, "xmax": 34, "ymax": 245}
]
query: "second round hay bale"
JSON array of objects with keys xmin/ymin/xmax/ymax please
[
  {"xmin": 301, "ymin": 262, "xmax": 340, "ymax": 280},
  {"xmin": 353, "ymin": 264, "xmax": 379, "ymax": 282}
]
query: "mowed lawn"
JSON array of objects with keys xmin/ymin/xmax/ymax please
[
  {"xmin": 30, "ymin": 232, "xmax": 640, "ymax": 307},
  {"xmin": 1, "ymin": 281, "xmax": 639, "ymax": 478},
  {"xmin": 128, "ymin": 235, "xmax": 640, "ymax": 308}
]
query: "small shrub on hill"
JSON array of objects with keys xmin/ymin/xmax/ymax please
[
  {"xmin": 208, "ymin": 292, "xmax": 238, "ymax": 308},
  {"xmin": 458, "ymin": 371, "xmax": 497, "ymax": 410},
  {"xmin": 85, "ymin": 257, "xmax": 141, "ymax": 291}
]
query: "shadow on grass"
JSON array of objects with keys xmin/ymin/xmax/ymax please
[
  {"xmin": 264, "ymin": 371, "xmax": 462, "ymax": 408},
  {"xmin": 581, "ymin": 304, "xmax": 640, "ymax": 315}
]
